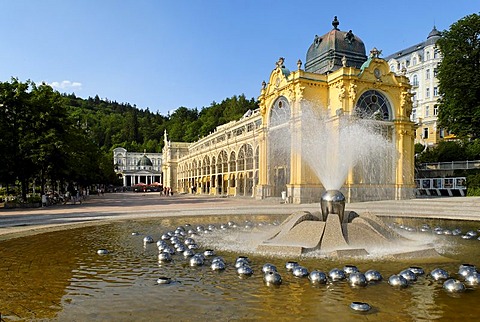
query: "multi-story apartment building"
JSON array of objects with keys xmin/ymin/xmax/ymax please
[{"xmin": 385, "ymin": 27, "xmax": 446, "ymax": 146}]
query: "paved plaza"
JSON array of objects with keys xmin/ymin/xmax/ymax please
[{"xmin": 1, "ymin": 192, "xmax": 480, "ymax": 240}]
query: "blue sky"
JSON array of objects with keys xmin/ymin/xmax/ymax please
[{"xmin": 0, "ymin": 1, "xmax": 478, "ymax": 115}]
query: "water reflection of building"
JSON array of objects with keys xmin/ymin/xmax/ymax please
[
  {"xmin": 113, "ymin": 147, "xmax": 163, "ymax": 186},
  {"xmin": 162, "ymin": 17, "xmax": 415, "ymax": 203}
]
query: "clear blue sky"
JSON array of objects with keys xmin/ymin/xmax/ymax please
[{"xmin": 0, "ymin": 0, "xmax": 478, "ymax": 115}]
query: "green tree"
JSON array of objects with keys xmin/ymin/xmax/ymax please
[{"xmin": 437, "ymin": 13, "xmax": 480, "ymax": 139}]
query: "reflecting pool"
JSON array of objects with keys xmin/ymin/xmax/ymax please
[{"xmin": 1, "ymin": 215, "xmax": 479, "ymax": 321}]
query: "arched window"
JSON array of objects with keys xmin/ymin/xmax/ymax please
[
  {"xmin": 354, "ymin": 90, "xmax": 392, "ymax": 121},
  {"xmin": 412, "ymin": 74, "xmax": 418, "ymax": 87},
  {"xmin": 269, "ymin": 97, "xmax": 291, "ymax": 128}
]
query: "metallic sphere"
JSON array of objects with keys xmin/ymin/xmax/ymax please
[
  {"xmin": 184, "ymin": 237, "xmax": 196, "ymax": 245},
  {"xmin": 235, "ymin": 258, "xmax": 250, "ymax": 269},
  {"xmin": 408, "ymin": 266, "xmax": 425, "ymax": 276},
  {"xmin": 350, "ymin": 302, "xmax": 371, "ymax": 312},
  {"xmin": 204, "ymin": 249, "xmax": 216, "ymax": 257},
  {"xmin": 443, "ymin": 279, "xmax": 466, "ymax": 293},
  {"xmin": 211, "ymin": 261, "xmax": 226, "ymax": 271},
  {"xmin": 328, "ymin": 268, "xmax": 346, "ymax": 281},
  {"xmin": 175, "ymin": 244, "xmax": 186, "ymax": 252},
  {"xmin": 309, "ymin": 271, "xmax": 328, "ymax": 284},
  {"xmin": 458, "ymin": 264, "xmax": 477, "ymax": 279},
  {"xmin": 430, "ymin": 268, "xmax": 449, "ymax": 281},
  {"xmin": 158, "ymin": 252, "xmax": 172, "ymax": 262},
  {"xmin": 189, "ymin": 254, "xmax": 205, "ymax": 266},
  {"xmin": 343, "ymin": 265, "xmax": 359, "ymax": 276},
  {"xmin": 348, "ymin": 272, "xmax": 367, "ymax": 287},
  {"xmin": 97, "ymin": 249, "xmax": 109, "ymax": 255},
  {"xmin": 365, "ymin": 269, "xmax": 383, "ymax": 282},
  {"xmin": 264, "ymin": 271, "xmax": 282, "ymax": 285},
  {"xmin": 388, "ymin": 274, "xmax": 408, "ymax": 288},
  {"xmin": 465, "ymin": 272, "xmax": 480, "ymax": 285},
  {"xmin": 237, "ymin": 265, "xmax": 254, "ymax": 277},
  {"xmin": 292, "ymin": 266, "xmax": 309, "ymax": 278},
  {"xmin": 143, "ymin": 236, "xmax": 154, "ymax": 244},
  {"xmin": 262, "ymin": 263, "xmax": 277, "ymax": 274},
  {"xmin": 285, "ymin": 261, "xmax": 299, "ymax": 272},
  {"xmin": 399, "ymin": 269, "xmax": 417, "ymax": 282},
  {"xmin": 183, "ymin": 249, "xmax": 195, "ymax": 257},
  {"xmin": 157, "ymin": 276, "xmax": 172, "ymax": 285}
]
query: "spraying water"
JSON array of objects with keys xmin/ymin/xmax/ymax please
[{"xmin": 296, "ymin": 101, "xmax": 396, "ymax": 191}]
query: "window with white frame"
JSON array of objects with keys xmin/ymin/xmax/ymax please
[
  {"xmin": 426, "ymin": 69, "xmax": 430, "ymax": 79},
  {"xmin": 434, "ymin": 87, "xmax": 438, "ymax": 96},
  {"xmin": 426, "ymin": 88, "xmax": 430, "ymax": 98},
  {"xmin": 425, "ymin": 105, "xmax": 430, "ymax": 117},
  {"xmin": 434, "ymin": 104, "xmax": 438, "ymax": 116}
]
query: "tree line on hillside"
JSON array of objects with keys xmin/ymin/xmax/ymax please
[{"xmin": 0, "ymin": 77, "xmax": 257, "ymax": 201}]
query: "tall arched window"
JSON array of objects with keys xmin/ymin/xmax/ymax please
[{"xmin": 269, "ymin": 96, "xmax": 291, "ymax": 128}]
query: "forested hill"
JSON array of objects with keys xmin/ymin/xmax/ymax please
[
  {"xmin": 1, "ymin": 78, "xmax": 258, "ymax": 195},
  {"xmin": 64, "ymin": 93, "xmax": 258, "ymax": 153}
]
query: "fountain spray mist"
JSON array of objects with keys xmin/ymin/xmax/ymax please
[{"xmin": 296, "ymin": 101, "xmax": 396, "ymax": 192}]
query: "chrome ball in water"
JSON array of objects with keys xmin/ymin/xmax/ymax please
[
  {"xmin": 458, "ymin": 264, "xmax": 477, "ymax": 278},
  {"xmin": 365, "ymin": 269, "xmax": 383, "ymax": 282},
  {"xmin": 399, "ymin": 269, "xmax": 417, "ymax": 282},
  {"xmin": 408, "ymin": 266, "xmax": 425, "ymax": 276},
  {"xmin": 308, "ymin": 271, "xmax": 327, "ymax": 284},
  {"xmin": 183, "ymin": 249, "xmax": 195, "ymax": 257},
  {"xmin": 184, "ymin": 237, "xmax": 196, "ymax": 245},
  {"xmin": 211, "ymin": 261, "xmax": 226, "ymax": 271},
  {"xmin": 237, "ymin": 265, "xmax": 253, "ymax": 277},
  {"xmin": 157, "ymin": 240, "xmax": 167, "ymax": 248},
  {"xmin": 97, "ymin": 249, "xmax": 109, "ymax": 255},
  {"xmin": 158, "ymin": 252, "xmax": 172, "ymax": 262},
  {"xmin": 285, "ymin": 261, "xmax": 299, "ymax": 272},
  {"xmin": 264, "ymin": 271, "xmax": 282, "ymax": 285},
  {"xmin": 465, "ymin": 272, "xmax": 480, "ymax": 285},
  {"xmin": 350, "ymin": 302, "xmax": 371, "ymax": 312},
  {"xmin": 143, "ymin": 236, "xmax": 154, "ymax": 244},
  {"xmin": 204, "ymin": 249, "xmax": 216, "ymax": 257},
  {"xmin": 292, "ymin": 266, "xmax": 309, "ymax": 278},
  {"xmin": 443, "ymin": 279, "xmax": 466, "ymax": 293},
  {"xmin": 262, "ymin": 263, "xmax": 277, "ymax": 274},
  {"xmin": 235, "ymin": 258, "xmax": 250, "ymax": 269},
  {"xmin": 343, "ymin": 265, "xmax": 359, "ymax": 276},
  {"xmin": 388, "ymin": 274, "xmax": 408, "ymax": 288},
  {"xmin": 430, "ymin": 268, "xmax": 449, "ymax": 281},
  {"xmin": 328, "ymin": 268, "xmax": 346, "ymax": 281},
  {"xmin": 348, "ymin": 272, "xmax": 367, "ymax": 287},
  {"xmin": 157, "ymin": 276, "xmax": 172, "ymax": 284},
  {"xmin": 189, "ymin": 254, "xmax": 205, "ymax": 266}
]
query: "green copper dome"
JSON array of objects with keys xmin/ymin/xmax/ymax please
[
  {"xmin": 137, "ymin": 155, "xmax": 153, "ymax": 167},
  {"xmin": 305, "ymin": 16, "xmax": 367, "ymax": 74}
]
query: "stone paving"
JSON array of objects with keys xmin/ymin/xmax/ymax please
[{"xmin": 1, "ymin": 192, "xmax": 479, "ymax": 239}]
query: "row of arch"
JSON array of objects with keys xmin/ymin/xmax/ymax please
[{"xmin": 177, "ymin": 143, "xmax": 260, "ymax": 196}]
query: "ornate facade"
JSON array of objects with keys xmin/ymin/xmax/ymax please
[
  {"xmin": 385, "ymin": 27, "xmax": 445, "ymax": 145},
  {"xmin": 113, "ymin": 147, "xmax": 163, "ymax": 186},
  {"xmin": 162, "ymin": 17, "xmax": 416, "ymax": 203}
]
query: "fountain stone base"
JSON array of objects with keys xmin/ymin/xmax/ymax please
[{"xmin": 256, "ymin": 209, "xmax": 442, "ymax": 259}]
